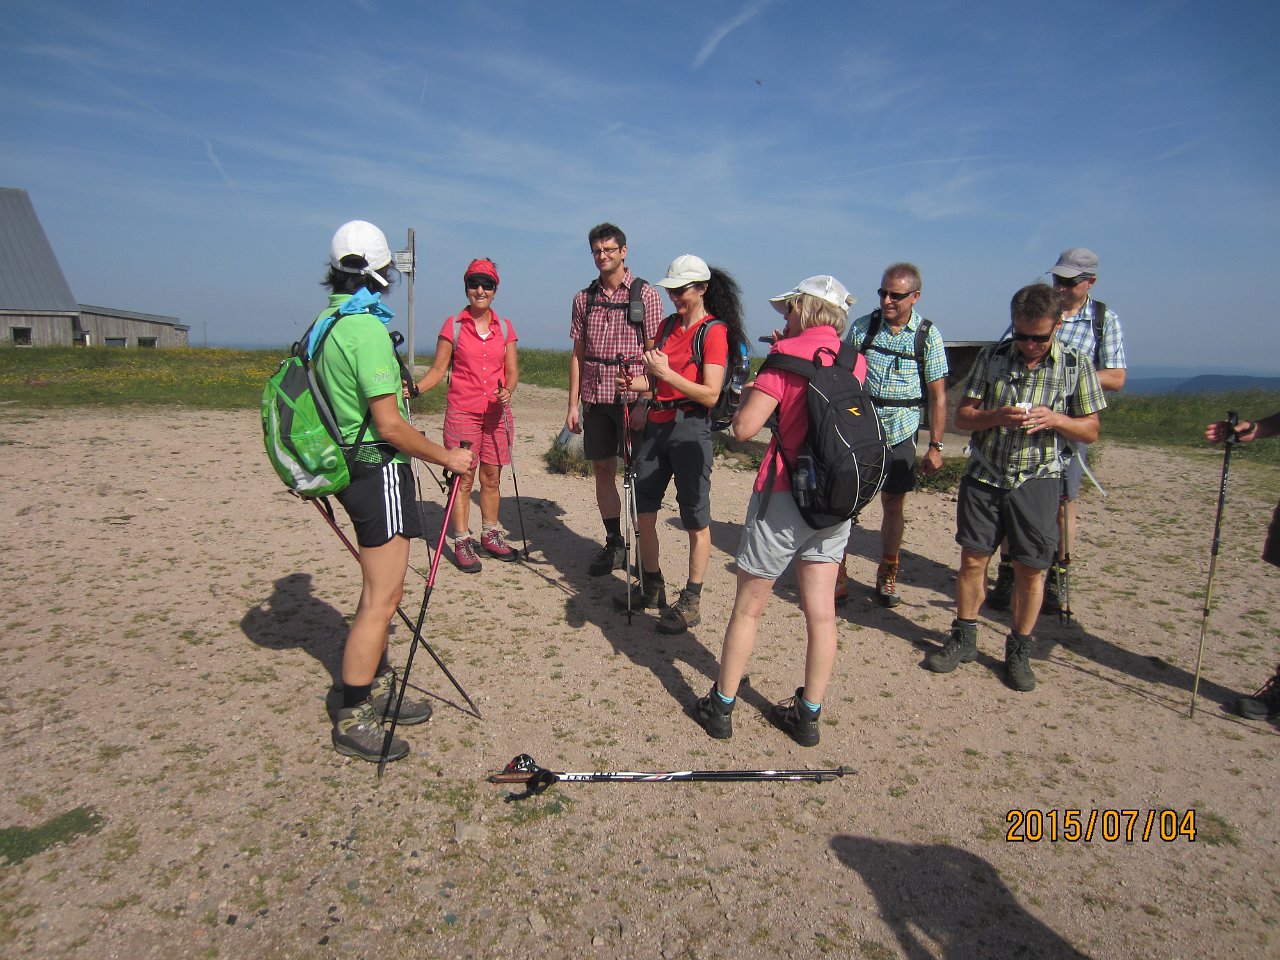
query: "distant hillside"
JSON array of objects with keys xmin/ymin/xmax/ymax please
[{"xmin": 1126, "ymin": 374, "xmax": 1280, "ymax": 395}]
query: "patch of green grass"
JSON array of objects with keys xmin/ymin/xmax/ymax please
[
  {"xmin": 916, "ymin": 457, "xmax": 966, "ymax": 493},
  {"xmin": 1104, "ymin": 389, "xmax": 1280, "ymax": 466},
  {"xmin": 0, "ymin": 806, "xmax": 103, "ymax": 865}
]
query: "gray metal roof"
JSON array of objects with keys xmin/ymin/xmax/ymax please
[
  {"xmin": 0, "ymin": 187, "xmax": 77, "ymax": 312},
  {"xmin": 78, "ymin": 304, "xmax": 188, "ymax": 330}
]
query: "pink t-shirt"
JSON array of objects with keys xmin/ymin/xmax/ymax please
[
  {"xmin": 440, "ymin": 308, "xmax": 517, "ymax": 414},
  {"xmin": 751, "ymin": 325, "xmax": 867, "ymax": 493}
]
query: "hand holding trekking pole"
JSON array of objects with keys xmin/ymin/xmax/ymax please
[{"xmin": 1190, "ymin": 411, "xmax": 1239, "ymax": 719}]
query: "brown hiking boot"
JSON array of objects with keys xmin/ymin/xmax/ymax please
[
  {"xmin": 332, "ymin": 700, "xmax": 409, "ymax": 763},
  {"xmin": 656, "ymin": 588, "xmax": 701, "ymax": 634}
]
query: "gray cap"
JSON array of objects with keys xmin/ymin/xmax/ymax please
[{"xmin": 1049, "ymin": 247, "xmax": 1099, "ymax": 279}]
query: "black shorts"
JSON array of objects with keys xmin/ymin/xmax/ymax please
[
  {"xmin": 881, "ymin": 437, "xmax": 919, "ymax": 495},
  {"xmin": 635, "ymin": 412, "xmax": 713, "ymax": 530},
  {"xmin": 955, "ymin": 475, "xmax": 1060, "ymax": 570},
  {"xmin": 334, "ymin": 461, "xmax": 424, "ymax": 548},
  {"xmin": 583, "ymin": 402, "xmax": 635, "ymax": 461},
  {"xmin": 1265, "ymin": 501, "xmax": 1280, "ymax": 569}
]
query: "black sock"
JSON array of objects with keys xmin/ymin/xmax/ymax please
[
  {"xmin": 604, "ymin": 517, "xmax": 621, "ymax": 541},
  {"xmin": 684, "ymin": 581, "xmax": 703, "ymax": 596},
  {"xmin": 645, "ymin": 569, "xmax": 665, "ymax": 582},
  {"xmin": 958, "ymin": 618, "xmax": 978, "ymax": 627},
  {"xmin": 342, "ymin": 682, "xmax": 372, "ymax": 709}
]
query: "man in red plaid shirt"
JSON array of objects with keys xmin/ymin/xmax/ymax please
[{"xmin": 566, "ymin": 223, "xmax": 665, "ymax": 575}]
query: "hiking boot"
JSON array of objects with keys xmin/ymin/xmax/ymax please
[
  {"xmin": 925, "ymin": 620, "xmax": 979, "ymax": 673},
  {"xmin": 1236, "ymin": 667, "xmax": 1280, "ymax": 720},
  {"xmin": 834, "ymin": 559, "xmax": 849, "ymax": 605},
  {"xmin": 770, "ymin": 687, "xmax": 821, "ymax": 747},
  {"xmin": 876, "ymin": 560, "xmax": 902, "ymax": 608},
  {"xmin": 656, "ymin": 588, "xmax": 701, "ymax": 634},
  {"xmin": 612, "ymin": 574, "xmax": 666, "ymax": 612},
  {"xmin": 986, "ymin": 561, "xmax": 1014, "ymax": 611},
  {"xmin": 480, "ymin": 528, "xmax": 517, "ymax": 561},
  {"xmin": 1041, "ymin": 563, "xmax": 1063, "ymax": 615},
  {"xmin": 692, "ymin": 684, "xmax": 734, "ymax": 740},
  {"xmin": 588, "ymin": 537, "xmax": 626, "ymax": 576},
  {"xmin": 332, "ymin": 700, "xmax": 409, "ymax": 763},
  {"xmin": 369, "ymin": 670, "xmax": 433, "ymax": 726},
  {"xmin": 453, "ymin": 536, "xmax": 482, "ymax": 573},
  {"xmin": 1004, "ymin": 633, "xmax": 1037, "ymax": 692}
]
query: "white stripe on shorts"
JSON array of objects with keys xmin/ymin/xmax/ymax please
[{"xmin": 381, "ymin": 463, "xmax": 403, "ymax": 535}]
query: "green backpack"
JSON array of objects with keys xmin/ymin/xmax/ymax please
[{"xmin": 262, "ymin": 311, "xmax": 373, "ymax": 498}]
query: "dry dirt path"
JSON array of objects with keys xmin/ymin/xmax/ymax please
[{"xmin": 0, "ymin": 392, "xmax": 1277, "ymax": 959}]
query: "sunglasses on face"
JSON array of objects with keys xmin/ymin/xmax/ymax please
[
  {"xmin": 1052, "ymin": 275, "xmax": 1091, "ymax": 288},
  {"xmin": 878, "ymin": 288, "xmax": 917, "ymax": 302},
  {"xmin": 1011, "ymin": 331, "xmax": 1053, "ymax": 343},
  {"xmin": 466, "ymin": 278, "xmax": 497, "ymax": 291}
]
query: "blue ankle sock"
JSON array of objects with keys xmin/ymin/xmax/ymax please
[
  {"xmin": 715, "ymin": 688, "xmax": 735, "ymax": 706},
  {"xmin": 800, "ymin": 694, "xmax": 820, "ymax": 714}
]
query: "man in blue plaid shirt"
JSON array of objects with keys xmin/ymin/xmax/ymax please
[
  {"xmin": 927, "ymin": 283, "xmax": 1105, "ymax": 692},
  {"xmin": 987, "ymin": 248, "xmax": 1127, "ymax": 614},
  {"xmin": 838, "ymin": 263, "xmax": 949, "ymax": 607}
]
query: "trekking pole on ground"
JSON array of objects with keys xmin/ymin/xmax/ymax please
[
  {"xmin": 306, "ymin": 495, "xmax": 482, "ymax": 721},
  {"xmin": 487, "ymin": 754, "xmax": 854, "ymax": 797},
  {"xmin": 1190, "ymin": 411, "xmax": 1239, "ymax": 719},
  {"xmin": 497, "ymin": 381, "xmax": 530, "ymax": 559},
  {"xmin": 1058, "ymin": 489, "xmax": 1073, "ymax": 627},
  {"xmin": 616, "ymin": 352, "xmax": 643, "ymax": 625},
  {"xmin": 378, "ymin": 441, "xmax": 473, "ymax": 777}
]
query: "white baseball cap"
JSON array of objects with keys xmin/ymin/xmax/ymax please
[
  {"xmin": 655, "ymin": 254, "xmax": 712, "ymax": 288},
  {"xmin": 768, "ymin": 276, "xmax": 855, "ymax": 315},
  {"xmin": 330, "ymin": 220, "xmax": 393, "ymax": 287}
]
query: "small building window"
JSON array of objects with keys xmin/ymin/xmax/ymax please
[
  {"xmin": 138, "ymin": 337, "xmax": 158, "ymax": 348},
  {"xmin": 105, "ymin": 337, "xmax": 127, "ymax": 347},
  {"xmin": 11, "ymin": 327, "xmax": 32, "ymax": 346}
]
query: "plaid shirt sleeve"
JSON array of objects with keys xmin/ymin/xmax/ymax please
[
  {"xmin": 1068, "ymin": 352, "xmax": 1108, "ymax": 417},
  {"xmin": 1094, "ymin": 303, "xmax": 1126, "ymax": 370},
  {"xmin": 922, "ymin": 321, "xmax": 949, "ymax": 383},
  {"xmin": 569, "ymin": 289, "xmax": 587, "ymax": 342}
]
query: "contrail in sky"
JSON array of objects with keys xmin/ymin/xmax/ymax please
[{"xmin": 692, "ymin": 0, "xmax": 778, "ymax": 69}]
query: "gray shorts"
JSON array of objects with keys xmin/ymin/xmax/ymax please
[
  {"xmin": 635, "ymin": 413, "xmax": 713, "ymax": 529},
  {"xmin": 882, "ymin": 436, "xmax": 919, "ymax": 495},
  {"xmin": 1062, "ymin": 442, "xmax": 1089, "ymax": 500},
  {"xmin": 956, "ymin": 475, "xmax": 1060, "ymax": 570},
  {"xmin": 737, "ymin": 489, "xmax": 851, "ymax": 580}
]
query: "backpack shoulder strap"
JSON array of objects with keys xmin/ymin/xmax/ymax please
[
  {"xmin": 858, "ymin": 310, "xmax": 882, "ymax": 355},
  {"xmin": 759, "ymin": 351, "xmax": 816, "ymax": 381},
  {"xmin": 914, "ymin": 317, "xmax": 933, "ymax": 399},
  {"xmin": 1090, "ymin": 300, "xmax": 1106, "ymax": 366},
  {"xmin": 629, "ymin": 278, "xmax": 649, "ymax": 351}
]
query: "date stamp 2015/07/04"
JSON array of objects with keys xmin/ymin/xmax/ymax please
[{"xmin": 1005, "ymin": 809, "xmax": 1196, "ymax": 843}]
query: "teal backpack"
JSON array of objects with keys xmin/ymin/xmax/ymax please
[{"xmin": 262, "ymin": 311, "xmax": 375, "ymax": 498}]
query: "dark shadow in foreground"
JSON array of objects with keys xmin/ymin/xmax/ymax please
[{"xmin": 830, "ymin": 834, "xmax": 1092, "ymax": 959}]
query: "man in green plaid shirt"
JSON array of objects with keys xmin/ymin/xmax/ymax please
[{"xmin": 926, "ymin": 283, "xmax": 1105, "ymax": 692}]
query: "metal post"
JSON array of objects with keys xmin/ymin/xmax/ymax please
[{"xmin": 405, "ymin": 228, "xmax": 416, "ymax": 369}]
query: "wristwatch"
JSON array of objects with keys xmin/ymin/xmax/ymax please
[{"xmin": 928, "ymin": 441, "xmax": 945, "ymax": 451}]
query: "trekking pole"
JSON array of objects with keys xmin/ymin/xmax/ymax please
[
  {"xmin": 1190, "ymin": 411, "xmax": 1239, "ymax": 719},
  {"xmin": 487, "ymin": 754, "xmax": 854, "ymax": 797},
  {"xmin": 379, "ymin": 441, "xmax": 472, "ymax": 777},
  {"xmin": 497, "ymin": 381, "xmax": 530, "ymax": 559},
  {"xmin": 1058, "ymin": 488, "xmax": 1073, "ymax": 627},
  {"xmin": 307, "ymin": 496, "xmax": 482, "ymax": 721}
]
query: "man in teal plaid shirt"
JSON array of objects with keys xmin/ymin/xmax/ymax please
[
  {"xmin": 926, "ymin": 283, "xmax": 1105, "ymax": 692},
  {"xmin": 838, "ymin": 263, "xmax": 949, "ymax": 606}
]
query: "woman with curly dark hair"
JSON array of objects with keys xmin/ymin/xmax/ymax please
[{"xmin": 614, "ymin": 254, "xmax": 746, "ymax": 634}]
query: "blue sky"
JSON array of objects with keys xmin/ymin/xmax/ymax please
[{"xmin": 3, "ymin": 0, "xmax": 1278, "ymax": 374}]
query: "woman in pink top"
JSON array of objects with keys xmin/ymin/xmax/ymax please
[
  {"xmin": 691, "ymin": 276, "xmax": 863, "ymax": 748},
  {"xmin": 415, "ymin": 258, "xmax": 520, "ymax": 572}
]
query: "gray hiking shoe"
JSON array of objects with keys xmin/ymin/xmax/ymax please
[
  {"xmin": 986, "ymin": 561, "xmax": 1014, "ymax": 611},
  {"xmin": 332, "ymin": 700, "xmax": 409, "ymax": 763},
  {"xmin": 588, "ymin": 537, "xmax": 626, "ymax": 576},
  {"xmin": 925, "ymin": 620, "xmax": 979, "ymax": 673},
  {"xmin": 613, "ymin": 574, "xmax": 666, "ymax": 612},
  {"xmin": 656, "ymin": 588, "xmax": 701, "ymax": 634},
  {"xmin": 370, "ymin": 670, "xmax": 433, "ymax": 726},
  {"xmin": 692, "ymin": 684, "xmax": 734, "ymax": 740},
  {"xmin": 1004, "ymin": 633, "xmax": 1037, "ymax": 692},
  {"xmin": 1236, "ymin": 667, "xmax": 1280, "ymax": 720},
  {"xmin": 1041, "ymin": 564, "xmax": 1063, "ymax": 615},
  {"xmin": 770, "ymin": 687, "xmax": 821, "ymax": 747}
]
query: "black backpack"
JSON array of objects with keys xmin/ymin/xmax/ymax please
[
  {"xmin": 1088, "ymin": 300, "xmax": 1106, "ymax": 366},
  {"xmin": 858, "ymin": 309, "xmax": 934, "ymax": 409},
  {"xmin": 652, "ymin": 315, "xmax": 751, "ymax": 431},
  {"xmin": 758, "ymin": 341, "xmax": 890, "ymax": 528},
  {"xmin": 581, "ymin": 276, "xmax": 652, "ymax": 357}
]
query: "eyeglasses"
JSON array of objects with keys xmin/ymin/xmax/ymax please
[
  {"xmin": 1011, "ymin": 331, "xmax": 1053, "ymax": 343},
  {"xmin": 592, "ymin": 245, "xmax": 621, "ymax": 257},
  {"xmin": 466, "ymin": 278, "xmax": 497, "ymax": 291},
  {"xmin": 1052, "ymin": 275, "xmax": 1091, "ymax": 288},
  {"xmin": 878, "ymin": 288, "xmax": 917, "ymax": 303}
]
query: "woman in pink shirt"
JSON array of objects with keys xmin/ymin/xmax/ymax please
[
  {"xmin": 692, "ymin": 276, "xmax": 863, "ymax": 748},
  {"xmin": 415, "ymin": 258, "xmax": 520, "ymax": 572}
]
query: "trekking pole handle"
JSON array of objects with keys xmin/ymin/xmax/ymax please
[
  {"xmin": 444, "ymin": 440, "xmax": 473, "ymax": 484},
  {"xmin": 1226, "ymin": 410, "xmax": 1241, "ymax": 443}
]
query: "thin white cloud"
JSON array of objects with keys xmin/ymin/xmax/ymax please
[{"xmin": 692, "ymin": 0, "xmax": 778, "ymax": 69}]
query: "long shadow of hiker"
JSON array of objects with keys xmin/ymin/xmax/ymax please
[{"xmin": 830, "ymin": 834, "xmax": 1092, "ymax": 959}]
